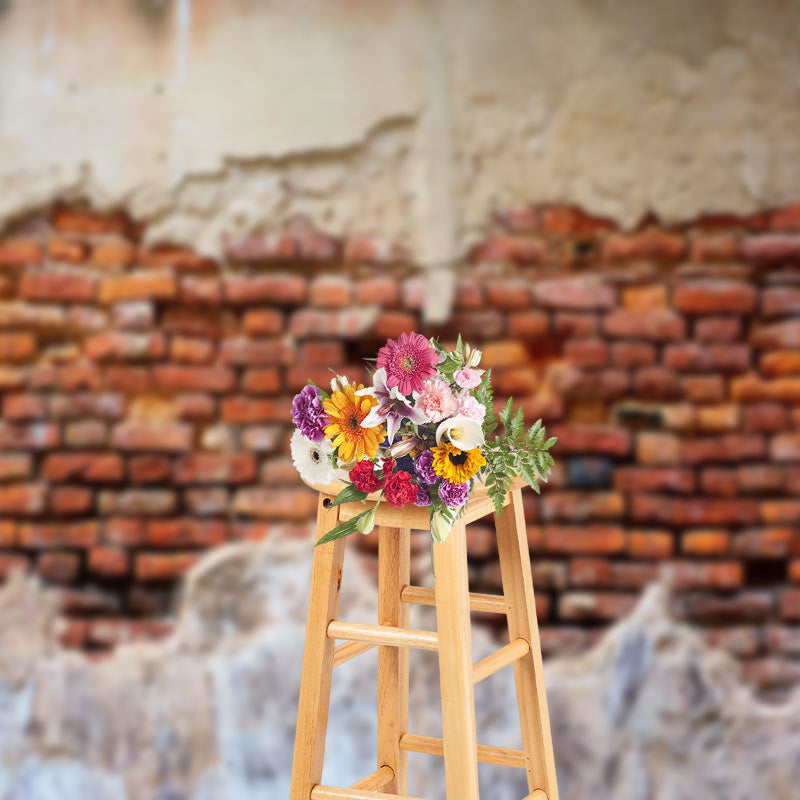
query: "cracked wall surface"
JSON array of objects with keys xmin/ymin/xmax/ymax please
[{"xmin": 2, "ymin": 0, "xmax": 800, "ymax": 264}]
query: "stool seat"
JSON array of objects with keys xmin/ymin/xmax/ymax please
[{"xmin": 289, "ymin": 483, "xmax": 559, "ymax": 800}]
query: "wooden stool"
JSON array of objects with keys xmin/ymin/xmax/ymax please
[{"xmin": 290, "ymin": 480, "xmax": 558, "ymax": 800}]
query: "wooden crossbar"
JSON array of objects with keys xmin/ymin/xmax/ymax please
[
  {"xmin": 350, "ymin": 765, "xmax": 394, "ymax": 791},
  {"xmin": 524, "ymin": 791, "xmax": 548, "ymax": 800},
  {"xmin": 399, "ymin": 733, "xmax": 527, "ymax": 769},
  {"xmin": 327, "ymin": 620, "xmax": 439, "ymax": 651},
  {"xmin": 472, "ymin": 638, "xmax": 530, "ymax": 684},
  {"xmin": 311, "ymin": 786, "xmax": 428, "ymax": 800},
  {"xmin": 400, "ymin": 585, "xmax": 507, "ymax": 615},
  {"xmin": 332, "ymin": 640, "xmax": 375, "ymax": 668}
]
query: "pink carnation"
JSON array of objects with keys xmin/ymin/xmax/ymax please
[
  {"xmin": 416, "ymin": 377, "xmax": 458, "ymax": 423},
  {"xmin": 376, "ymin": 332, "xmax": 438, "ymax": 395},
  {"xmin": 457, "ymin": 392, "xmax": 486, "ymax": 423},
  {"xmin": 454, "ymin": 367, "xmax": 484, "ymax": 389}
]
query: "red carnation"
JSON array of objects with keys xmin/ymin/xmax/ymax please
[
  {"xmin": 349, "ymin": 459, "xmax": 384, "ymax": 493},
  {"xmin": 383, "ymin": 470, "xmax": 418, "ymax": 509},
  {"xmin": 380, "ymin": 458, "xmax": 396, "ymax": 479}
]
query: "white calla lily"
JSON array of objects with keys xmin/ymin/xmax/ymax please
[{"xmin": 435, "ymin": 415, "xmax": 485, "ymax": 451}]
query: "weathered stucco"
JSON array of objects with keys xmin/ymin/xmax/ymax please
[{"xmin": 2, "ymin": 0, "xmax": 800, "ymax": 263}]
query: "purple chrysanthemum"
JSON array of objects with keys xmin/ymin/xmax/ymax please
[
  {"xmin": 291, "ymin": 384, "xmax": 329, "ymax": 442},
  {"xmin": 414, "ymin": 484, "xmax": 432, "ymax": 507},
  {"xmin": 414, "ymin": 450, "xmax": 437, "ymax": 485},
  {"xmin": 438, "ymin": 479, "xmax": 470, "ymax": 508}
]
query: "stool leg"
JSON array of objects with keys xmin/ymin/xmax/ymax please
[
  {"xmin": 377, "ymin": 526, "xmax": 411, "ymax": 794},
  {"xmin": 433, "ymin": 518, "xmax": 480, "ymax": 800},
  {"xmin": 290, "ymin": 496, "xmax": 346, "ymax": 800},
  {"xmin": 495, "ymin": 489, "xmax": 559, "ymax": 800}
]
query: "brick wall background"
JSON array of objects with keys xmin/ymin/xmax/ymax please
[{"xmin": 2, "ymin": 203, "xmax": 800, "ymax": 691}]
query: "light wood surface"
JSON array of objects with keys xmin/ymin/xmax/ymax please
[
  {"xmin": 327, "ymin": 620, "xmax": 438, "ymax": 651},
  {"xmin": 311, "ymin": 786, "xmax": 427, "ymax": 800},
  {"xmin": 399, "ymin": 733, "xmax": 527, "ymax": 769},
  {"xmin": 349, "ymin": 765, "xmax": 394, "ymax": 791},
  {"xmin": 332, "ymin": 640, "xmax": 375, "ymax": 668},
  {"xmin": 495, "ymin": 488, "xmax": 559, "ymax": 799},
  {"xmin": 377, "ymin": 525, "xmax": 411, "ymax": 794},
  {"xmin": 289, "ymin": 495, "xmax": 345, "ymax": 800},
  {"xmin": 433, "ymin": 517, "xmax": 480, "ymax": 799},
  {"xmin": 401, "ymin": 584, "xmax": 507, "ymax": 614},
  {"xmin": 525, "ymin": 791, "xmax": 549, "ymax": 800},
  {"xmin": 472, "ymin": 637, "xmax": 530, "ymax": 684}
]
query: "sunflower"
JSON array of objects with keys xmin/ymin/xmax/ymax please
[
  {"xmin": 431, "ymin": 442, "xmax": 486, "ymax": 484},
  {"xmin": 323, "ymin": 383, "xmax": 384, "ymax": 463}
]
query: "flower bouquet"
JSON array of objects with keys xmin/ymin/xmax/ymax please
[{"xmin": 290, "ymin": 332, "xmax": 556, "ymax": 545}]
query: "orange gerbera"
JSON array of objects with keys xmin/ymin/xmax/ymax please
[{"xmin": 323, "ymin": 383, "xmax": 384, "ymax": 463}]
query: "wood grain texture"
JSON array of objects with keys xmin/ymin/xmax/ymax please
[
  {"xmin": 399, "ymin": 733, "xmax": 527, "ymax": 769},
  {"xmin": 495, "ymin": 488, "xmax": 559, "ymax": 799},
  {"xmin": 377, "ymin": 526, "xmax": 411, "ymax": 794},
  {"xmin": 327, "ymin": 620, "xmax": 438, "ymax": 651},
  {"xmin": 289, "ymin": 495, "xmax": 346, "ymax": 800},
  {"xmin": 472, "ymin": 637, "xmax": 530, "ymax": 684},
  {"xmin": 433, "ymin": 517, "xmax": 480, "ymax": 799},
  {"xmin": 401, "ymin": 585, "xmax": 507, "ymax": 614}
]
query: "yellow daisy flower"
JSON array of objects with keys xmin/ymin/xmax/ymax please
[
  {"xmin": 431, "ymin": 443, "xmax": 486, "ymax": 484},
  {"xmin": 323, "ymin": 383, "xmax": 384, "ymax": 463}
]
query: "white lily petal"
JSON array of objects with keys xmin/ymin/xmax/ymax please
[
  {"xmin": 360, "ymin": 406, "xmax": 386, "ymax": 429},
  {"xmin": 386, "ymin": 414, "xmax": 402, "ymax": 443}
]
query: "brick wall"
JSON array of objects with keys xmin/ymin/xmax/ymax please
[{"xmin": 2, "ymin": 203, "xmax": 800, "ymax": 689}]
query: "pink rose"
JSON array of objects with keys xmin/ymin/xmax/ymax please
[
  {"xmin": 454, "ymin": 367, "xmax": 484, "ymax": 389},
  {"xmin": 457, "ymin": 392, "xmax": 486, "ymax": 423}
]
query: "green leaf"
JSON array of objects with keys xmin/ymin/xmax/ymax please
[
  {"xmin": 315, "ymin": 509, "xmax": 374, "ymax": 546},
  {"xmin": 499, "ymin": 397, "xmax": 514, "ymax": 428},
  {"xmin": 331, "ymin": 484, "xmax": 369, "ymax": 506}
]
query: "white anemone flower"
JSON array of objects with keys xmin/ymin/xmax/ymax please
[
  {"xmin": 290, "ymin": 429, "xmax": 336, "ymax": 486},
  {"xmin": 435, "ymin": 415, "xmax": 485, "ymax": 451}
]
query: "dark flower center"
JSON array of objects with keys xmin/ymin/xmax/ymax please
[
  {"xmin": 448, "ymin": 451, "xmax": 469, "ymax": 466},
  {"xmin": 311, "ymin": 450, "xmax": 321, "ymax": 463},
  {"xmin": 348, "ymin": 414, "xmax": 359, "ymax": 430},
  {"xmin": 400, "ymin": 354, "xmax": 416, "ymax": 372}
]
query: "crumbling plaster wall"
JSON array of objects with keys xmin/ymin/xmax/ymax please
[{"xmin": 2, "ymin": 0, "xmax": 800, "ymax": 265}]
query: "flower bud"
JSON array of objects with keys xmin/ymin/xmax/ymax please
[
  {"xmin": 430, "ymin": 511, "xmax": 452, "ymax": 544},
  {"xmin": 330, "ymin": 374, "xmax": 350, "ymax": 393},
  {"xmin": 356, "ymin": 506, "xmax": 377, "ymax": 536},
  {"xmin": 466, "ymin": 347, "xmax": 482, "ymax": 368}
]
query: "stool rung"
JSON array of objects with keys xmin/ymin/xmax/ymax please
[
  {"xmin": 327, "ymin": 620, "xmax": 439, "ymax": 651},
  {"xmin": 311, "ymin": 786, "xmax": 428, "ymax": 800},
  {"xmin": 401, "ymin": 584, "xmax": 507, "ymax": 614},
  {"xmin": 332, "ymin": 640, "xmax": 375, "ymax": 668},
  {"xmin": 399, "ymin": 733, "xmax": 527, "ymax": 769},
  {"xmin": 350, "ymin": 765, "xmax": 394, "ymax": 790},
  {"xmin": 473, "ymin": 637, "xmax": 530, "ymax": 684},
  {"xmin": 524, "ymin": 791, "xmax": 548, "ymax": 800}
]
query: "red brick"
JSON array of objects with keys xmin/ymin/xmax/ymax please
[
  {"xmin": 699, "ymin": 468, "xmax": 737, "ymax": 496},
  {"xmin": 19, "ymin": 270, "xmax": 96, "ymax": 302},
  {"xmin": 0, "ymin": 239, "xmax": 42, "ymax": 267},
  {"xmin": 64, "ymin": 421, "xmax": 107, "ymax": 448},
  {"xmin": 603, "ymin": 310, "xmax": 685, "ymax": 340},
  {"xmin": 682, "ymin": 529, "xmax": 730, "ymax": 555},
  {"xmin": 534, "ymin": 524, "xmax": 626, "ymax": 554},
  {"xmin": 107, "ymin": 367, "xmax": 151, "ymax": 392},
  {"xmin": 740, "ymin": 234, "xmax": 800, "ymax": 263},
  {"xmin": 762, "ymin": 287, "xmax": 800, "ymax": 316},
  {"xmin": 153, "ymin": 365, "xmax": 235, "ymax": 393},
  {"xmin": 355, "ymin": 277, "xmax": 398, "ymax": 307},
  {"xmin": 220, "ymin": 336, "xmax": 293, "ymax": 365},
  {"xmin": 85, "ymin": 331, "xmax": 165, "ymax": 360},
  {"xmin": 493, "ymin": 367, "xmax": 538, "ymax": 395},
  {"xmin": 0, "ymin": 333, "xmax": 36, "ymax": 362},
  {"xmin": 128, "ymin": 455, "xmax": 172, "ymax": 484},
  {"xmin": 779, "ymin": 590, "xmax": 800, "ymax": 621},
  {"xmin": 88, "ymin": 546, "xmax": 129, "ymax": 577},
  {"xmin": 242, "ymin": 368, "xmax": 281, "ymax": 394},
  {"xmin": 342, "ymin": 237, "xmax": 383, "ymax": 262},
  {"xmin": 0, "ymin": 422, "xmax": 58, "ymax": 450},
  {"xmin": 241, "ymin": 426, "xmax": 283, "ymax": 452},
  {"xmin": 633, "ymin": 432, "xmax": 680, "ymax": 466},
  {"xmin": 470, "ymin": 236, "xmax": 546, "ymax": 264},
  {"xmin": 242, "ymin": 309, "xmax": 283, "ymax": 336},
  {"xmin": 752, "ymin": 320, "xmax": 800, "ymax": 349},
  {"xmin": 610, "ymin": 341, "xmax": 655, "ymax": 367},
  {"xmin": 674, "ymin": 281, "xmax": 756, "ymax": 314},
  {"xmin": 550, "ymin": 425, "xmax": 631, "ymax": 457},
  {"xmin": 111, "ymin": 423, "xmax": 192, "ymax": 452},
  {"xmin": 0, "ymin": 454, "xmax": 32, "ymax": 482},
  {"xmin": 232, "ymin": 487, "xmax": 317, "ymax": 520},
  {"xmin": 633, "ymin": 367, "xmax": 681, "ymax": 399},
  {"xmin": 689, "ymin": 233, "xmax": 739, "ymax": 261},
  {"xmin": 732, "ymin": 374, "xmax": 800, "ymax": 403},
  {"xmin": 603, "ymin": 228, "xmax": 686, "ymax": 261},
  {"xmin": 178, "ymin": 276, "xmax": 221, "ymax": 306},
  {"xmin": 771, "ymin": 434, "xmax": 800, "ymax": 462},
  {"xmin": 682, "ymin": 375, "xmax": 725, "ymax": 403},
  {"xmin": 184, "ymin": 487, "xmax": 228, "ymax": 516},
  {"xmin": 627, "ymin": 530, "xmax": 673, "ymax": 558},
  {"xmin": 668, "ymin": 561, "xmax": 742, "ymax": 590},
  {"xmin": 0, "ymin": 554, "xmax": 29, "ymax": 578},
  {"xmin": 563, "ymin": 339, "xmax": 608, "ymax": 367},
  {"xmin": 769, "ymin": 205, "xmax": 800, "ymax": 231},
  {"xmin": 486, "ymin": 280, "xmax": 533, "ymax": 310},
  {"xmin": 533, "ymin": 278, "xmax": 614, "ymax": 310},
  {"xmin": 173, "ymin": 453, "xmax": 255, "ymax": 485},
  {"xmin": 224, "ymin": 274, "xmax": 307, "ymax": 304},
  {"xmin": 694, "ymin": 315, "xmax": 742, "ymax": 342},
  {"xmin": 621, "ymin": 285, "xmax": 667, "ymax": 311},
  {"xmin": 695, "ymin": 404, "xmax": 740, "ymax": 432},
  {"xmin": 146, "ymin": 519, "xmax": 228, "ymax": 548},
  {"xmin": 38, "ymin": 552, "xmax": 80, "ymax": 584},
  {"xmin": 760, "ymin": 500, "xmax": 800, "ymax": 524},
  {"xmin": 309, "ymin": 275, "xmax": 352, "ymax": 308},
  {"xmin": 20, "ymin": 520, "xmax": 98, "ymax": 548},
  {"xmin": 169, "ymin": 337, "xmax": 215, "ymax": 364},
  {"xmin": 614, "ymin": 467, "xmax": 694, "ymax": 493},
  {"xmin": 559, "ymin": 592, "xmax": 637, "ymax": 621},
  {"xmin": 735, "ymin": 528, "xmax": 795, "ymax": 558},
  {"xmin": 0, "ymin": 484, "xmax": 46, "ymax": 515},
  {"xmin": 91, "ymin": 238, "xmax": 135, "ymax": 269},
  {"xmin": 761, "ymin": 351, "xmax": 800, "ymax": 376},
  {"xmin": 43, "ymin": 453, "xmax": 123, "ymax": 483},
  {"xmin": 99, "ymin": 271, "xmax": 176, "ymax": 303},
  {"xmin": 47, "ymin": 237, "xmax": 89, "ymax": 263},
  {"xmin": 682, "ymin": 435, "xmax": 765, "ymax": 464},
  {"xmin": 676, "ymin": 498, "xmax": 759, "ymax": 526},
  {"xmin": 53, "ymin": 208, "xmax": 129, "ymax": 235},
  {"xmin": 98, "ymin": 489, "xmax": 176, "ymax": 516},
  {"xmin": 538, "ymin": 204, "xmax": 614, "ymax": 236},
  {"xmin": 222, "ymin": 396, "xmax": 290, "ymax": 424},
  {"xmin": 678, "ymin": 591, "xmax": 773, "ymax": 624},
  {"xmin": 790, "ymin": 561, "xmax": 800, "ymax": 584},
  {"xmin": 552, "ymin": 313, "xmax": 597, "ymax": 338},
  {"xmin": 374, "ymin": 311, "xmax": 418, "ymax": 340},
  {"xmin": 540, "ymin": 491, "xmax": 624, "ymax": 522},
  {"xmin": 135, "ymin": 552, "xmax": 199, "ymax": 582},
  {"xmin": 138, "ymin": 245, "xmax": 215, "ymax": 271},
  {"xmin": 737, "ymin": 464, "xmax": 784, "ymax": 493},
  {"xmin": 3, "ymin": 393, "xmax": 45, "ymax": 420},
  {"xmin": 505, "ymin": 311, "xmax": 548, "ymax": 339},
  {"xmin": 664, "ymin": 342, "xmax": 750, "ymax": 372},
  {"xmin": 49, "ymin": 486, "xmax": 93, "ymax": 516}
]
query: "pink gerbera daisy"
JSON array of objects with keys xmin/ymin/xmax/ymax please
[{"xmin": 376, "ymin": 332, "xmax": 438, "ymax": 395}]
